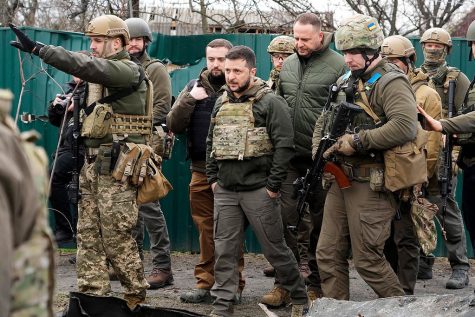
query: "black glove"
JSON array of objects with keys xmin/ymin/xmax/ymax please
[{"xmin": 9, "ymin": 23, "xmax": 44, "ymax": 55}]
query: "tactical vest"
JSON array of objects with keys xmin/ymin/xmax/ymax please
[
  {"xmin": 81, "ymin": 61, "xmax": 153, "ymax": 145},
  {"xmin": 211, "ymin": 93, "xmax": 273, "ymax": 160},
  {"xmin": 427, "ymin": 66, "xmax": 460, "ymax": 116},
  {"xmin": 187, "ymin": 79, "xmax": 219, "ymax": 161}
]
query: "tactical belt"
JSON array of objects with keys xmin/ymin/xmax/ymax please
[{"xmin": 341, "ymin": 163, "xmax": 383, "ymax": 181}]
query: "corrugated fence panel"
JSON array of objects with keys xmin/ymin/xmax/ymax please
[{"xmin": 1, "ymin": 26, "xmax": 474, "ymax": 256}]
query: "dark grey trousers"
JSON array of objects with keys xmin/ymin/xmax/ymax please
[{"xmin": 211, "ymin": 185, "xmax": 307, "ymax": 317}]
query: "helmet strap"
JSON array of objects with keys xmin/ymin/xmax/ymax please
[{"xmin": 351, "ymin": 49, "xmax": 379, "ymax": 78}]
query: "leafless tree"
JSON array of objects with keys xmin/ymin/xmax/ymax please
[{"xmin": 342, "ymin": 0, "xmax": 467, "ymax": 36}]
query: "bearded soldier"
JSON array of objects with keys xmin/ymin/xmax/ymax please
[
  {"xmin": 380, "ymin": 35, "xmax": 442, "ymax": 295},
  {"xmin": 417, "ymin": 27, "xmax": 471, "ymax": 288},
  {"xmin": 125, "ymin": 17, "xmax": 174, "ymax": 290},
  {"xmin": 206, "ymin": 45, "xmax": 307, "ymax": 317},
  {"xmin": 314, "ymin": 14, "xmax": 418, "ymax": 299},
  {"xmin": 10, "ymin": 15, "xmax": 151, "ymax": 307}
]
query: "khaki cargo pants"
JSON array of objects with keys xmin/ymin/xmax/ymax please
[{"xmin": 316, "ymin": 181, "xmax": 404, "ymax": 299}]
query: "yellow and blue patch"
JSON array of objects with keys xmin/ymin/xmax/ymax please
[{"xmin": 367, "ymin": 22, "xmax": 376, "ymax": 31}]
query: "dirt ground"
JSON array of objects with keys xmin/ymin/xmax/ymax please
[{"xmin": 54, "ymin": 250, "xmax": 475, "ymax": 317}]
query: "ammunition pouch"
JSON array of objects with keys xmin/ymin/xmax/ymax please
[
  {"xmin": 384, "ymin": 127, "xmax": 428, "ymax": 192},
  {"xmin": 95, "ymin": 145, "xmax": 113, "ymax": 175},
  {"xmin": 112, "ymin": 143, "xmax": 141, "ymax": 183},
  {"xmin": 137, "ymin": 153, "xmax": 173, "ymax": 205},
  {"xmin": 80, "ymin": 104, "xmax": 113, "ymax": 138}
]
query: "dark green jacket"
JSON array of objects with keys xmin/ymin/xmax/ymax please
[
  {"xmin": 441, "ymin": 112, "xmax": 475, "ymax": 134},
  {"xmin": 277, "ymin": 32, "xmax": 346, "ymax": 162},
  {"xmin": 40, "ymin": 46, "xmax": 147, "ymax": 147},
  {"xmin": 206, "ymin": 78, "xmax": 294, "ymax": 193},
  {"xmin": 139, "ymin": 51, "xmax": 171, "ymax": 125}
]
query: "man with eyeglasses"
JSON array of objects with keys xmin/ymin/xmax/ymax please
[{"xmin": 266, "ymin": 36, "xmax": 294, "ymax": 91}]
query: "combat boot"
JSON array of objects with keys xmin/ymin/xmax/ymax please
[
  {"xmin": 307, "ymin": 286, "xmax": 323, "ymax": 302},
  {"xmin": 417, "ymin": 254, "xmax": 435, "ymax": 280},
  {"xmin": 261, "ymin": 287, "xmax": 291, "ymax": 307},
  {"xmin": 147, "ymin": 268, "xmax": 174, "ymax": 289},
  {"xmin": 263, "ymin": 266, "xmax": 276, "ymax": 277},
  {"xmin": 446, "ymin": 268, "xmax": 469, "ymax": 289},
  {"xmin": 180, "ymin": 288, "xmax": 213, "ymax": 303}
]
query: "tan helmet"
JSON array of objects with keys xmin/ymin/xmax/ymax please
[
  {"xmin": 335, "ymin": 14, "xmax": 384, "ymax": 51},
  {"xmin": 85, "ymin": 15, "xmax": 130, "ymax": 45},
  {"xmin": 420, "ymin": 28, "xmax": 452, "ymax": 48},
  {"xmin": 267, "ymin": 36, "xmax": 294, "ymax": 54},
  {"xmin": 381, "ymin": 35, "xmax": 416, "ymax": 61}
]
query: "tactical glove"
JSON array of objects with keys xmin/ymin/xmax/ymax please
[
  {"xmin": 323, "ymin": 133, "xmax": 357, "ymax": 158},
  {"xmin": 9, "ymin": 23, "xmax": 44, "ymax": 55}
]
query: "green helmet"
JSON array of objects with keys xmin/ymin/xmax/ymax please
[
  {"xmin": 125, "ymin": 18, "xmax": 153, "ymax": 42},
  {"xmin": 335, "ymin": 14, "xmax": 384, "ymax": 51},
  {"xmin": 267, "ymin": 36, "xmax": 294, "ymax": 54},
  {"xmin": 467, "ymin": 20, "xmax": 475, "ymax": 42},
  {"xmin": 85, "ymin": 15, "xmax": 130, "ymax": 45}
]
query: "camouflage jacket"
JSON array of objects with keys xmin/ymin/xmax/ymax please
[{"xmin": 206, "ymin": 78, "xmax": 294, "ymax": 193}]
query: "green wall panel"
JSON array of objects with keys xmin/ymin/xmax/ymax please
[{"xmin": 1, "ymin": 26, "xmax": 474, "ymax": 256}]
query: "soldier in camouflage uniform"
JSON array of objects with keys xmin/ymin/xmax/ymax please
[
  {"xmin": 420, "ymin": 20, "xmax": 475, "ymax": 261},
  {"xmin": 380, "ymin": 35, "xmax": 442, "ymax": 295},
  {"xmin": 0, "ymin": 89, "xmax": 55, "ymax": 317},
  {"xmin": 125, "ymin": 17, "xmax": 174, "ymax": 290},
  {"xmin": 10, "ymin": 15, "xmax": 150, "ymax": 307},
  {"xmin": 417, "ymin": 27, "xmax": 471, "ymax": 288},
  {"xmin": 206, "ymin": 46, "xmax": 307, "ymax": 317},
  {"xmin": 314, "ymin": 14, "xmax": 417, "ymax": 299},
  {"xmin": 266, "ymin": 36, "xmax": 294, "ymax": 91}
]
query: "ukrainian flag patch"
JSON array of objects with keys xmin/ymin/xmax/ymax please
[{"xmin": 367, "ymin": 22, "xmax": 376, "ymax": 31}]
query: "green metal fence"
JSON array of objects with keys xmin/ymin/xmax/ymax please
[{"xmin": 0, "ymin": 26, "xmax": 473, "ymax": 256}]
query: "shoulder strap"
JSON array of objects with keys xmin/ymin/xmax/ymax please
[
  {"xmin": 355, "ymin": 79, "xmax": 381, "ymax": 124},
  {"xmin": 84, "ymin": 66, "xmax": 146, "ymax": 116}
]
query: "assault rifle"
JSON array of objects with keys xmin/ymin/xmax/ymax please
[
  {"xmin": 290, "ymin": 101, "xmax": 362, "ymax": 231},
  {"xmin": 439, "ymin": 79, "xmax": 456, "ymax": 240},
  {"xmin": 67, "ymin": 94, "xmax": 81, "ymax": 206}
]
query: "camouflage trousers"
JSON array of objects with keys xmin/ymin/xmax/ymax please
[{"xmin": 77, "ymin": 161, "xmax": 149, "ymax": 299}]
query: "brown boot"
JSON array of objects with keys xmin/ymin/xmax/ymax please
[
  {"xmin": 263, "ymin": 266, "xmax": 276, "ymax": 277},
  {"xmin": 261, "ymin": 287, "xmax": 291, "ymax": 307},
  {"xmin": 307, "ymin": 287, "xmax": 323, "ymax": 301},
  {"xmin": 147, "ymin": 268, "xmax": 174, "ymax": 289}
]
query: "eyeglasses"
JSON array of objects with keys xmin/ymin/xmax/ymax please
[{"xmin": 271, "ymin": 54, "xmax": 290, "ymax": 61}]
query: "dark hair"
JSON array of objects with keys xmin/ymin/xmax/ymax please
[
  {"xmin": 295, "ymin": 12, "xmax": 321, "ymax": 30},
  {"xmin": 207, "ymin": 38, "xmax": 233, "ymax": 50},
  {"xmin": 225, "ymin": 45, "xmax": 256, "ymax": 68}
]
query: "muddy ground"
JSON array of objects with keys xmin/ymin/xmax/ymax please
[{"xmin": 54, "ymin": 250, "xmax": 475, "ymax": 317}]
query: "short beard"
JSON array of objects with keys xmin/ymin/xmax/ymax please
[
  {"xmin": 233, "ymin": 77, "xmax": 251, "ymax": 94},
  {"xmin": 130, "ymin": 49, "xmax": 145, "ymax": 59},
  {"xmin": 209, "ymin": 72, "xmax": 225, "ymax": 85}
]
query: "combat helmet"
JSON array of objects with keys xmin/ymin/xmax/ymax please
[
  {"xmin": 85, "ymin": 15, "xmax": 130, "ymax": 45},
  {"xmin": 267, "ymin": 36, "xmax": 294, "ymax": 54},
  {"xmin": 466, "ymin": 20, "xmax": 475, "ymax": 43},
  {"xmin": 125, "ymin": 18, "xmax": 153, "ymax": 42},
  {"xmin": 420, "ymin": 28, "xmax": 452, "ymax": 49},
  {"xmin": 381, "ymin": 35, "xmax": 416, "ymax": 62},
  {"xmin": 335, "ymin": 14, "xmax": 384, "ymax": 51}
]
